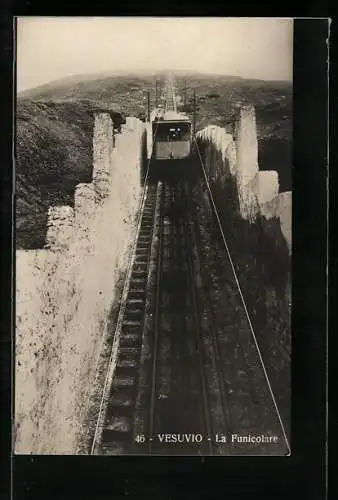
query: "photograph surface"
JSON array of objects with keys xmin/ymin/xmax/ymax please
[{"xmin": 15, "ymin": 17, "xmax": 292, "ymax": 456}]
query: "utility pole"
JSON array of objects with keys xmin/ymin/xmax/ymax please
[
  {"xmin": 155, "ymin": 80, "xmax": 158, "ymax": 108},
  {"xmin": 155, "ymin": 80, "xmax": 157, "ymax": 108},
  {"xmin": 184, "ymin": 80, "xmax": 187, "ymax": 106},
  {"xmin": 193, "ymin": 88, "xmax": 196, "ymax": 136},
  {"xmin": 147, "ymin": 90, "xmax": 150, "ymax": 122}
]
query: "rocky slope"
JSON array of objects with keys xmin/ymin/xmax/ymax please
[{"xmin": 16, "ymin": 72, "xmax": 292, "ymax": 248}]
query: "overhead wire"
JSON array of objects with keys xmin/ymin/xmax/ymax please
[{"xmin": 193, "ymin": 134, "xmax": 291, "ymax": 455}]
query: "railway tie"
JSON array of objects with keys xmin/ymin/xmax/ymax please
[{"xmin": 92, "ymin": 184, "xmax": 161, "ymax": 455}]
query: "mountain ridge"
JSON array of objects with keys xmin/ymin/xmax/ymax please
[{"xmin": 16, "ymin": 73, "xmax": 292, "ymax": 249}]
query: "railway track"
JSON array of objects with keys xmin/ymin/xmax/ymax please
[
  {"xmin": 91, "ymin": 182, "xmax": 162, "ymax": 455},
  {"xmin": 91, "ymin": 180, "xmax": 230, "ymax": 455},
  {"xmin": 187, "ymin": 181, "xmax": 289, "ymax": 455},
  {"xmin": 192, "ymin": 138, "xmax": 290, "ymax": 454},
  {"xmin": 126, "ymin": 183, "xmax": 212, "ymax": 456},
  {"xmin": 91, "ymin": 174, "xmax": 289, "ymax": 456},
  {"xmin": 183, "ymin": 184, "xmax": 234, "ymax": 455},
  {"xmin": 141, "ymin": 183, "xmax": 215, "ymax": 456},
  {"xmin": 164, "ymin": 75, "xmax": 177, "ymax": 113}
]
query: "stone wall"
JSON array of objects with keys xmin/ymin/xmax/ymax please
[
  {"xmin": 15, "ymin": 113, "xmax": 146, "ymax": 454},
  {"xmin": 196, "ymin": 104, "xmax": 291, "ymax": 253},
  {"xmin": 45, "ymin": 206, "xmax": 74, "ymax": 250}
]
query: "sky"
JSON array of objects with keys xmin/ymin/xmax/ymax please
[{"xmin": 16, "ymin": 17, "xmax": 293, "ymax": 92}]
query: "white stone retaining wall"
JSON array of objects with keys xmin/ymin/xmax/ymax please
[
  {"xmin": 15, "ymin": 113, "xmax": 146, "ymax": 454},
  {"xmin": 196, "ymin": 105, "xmax": 291, "ymax": 253}
]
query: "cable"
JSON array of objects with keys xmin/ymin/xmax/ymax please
[{"xmin": 193, "ymin": 135, "xmax": 291, "ymax": 455}]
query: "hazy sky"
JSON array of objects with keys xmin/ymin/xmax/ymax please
[{"xmin": 16, "ymin": 17, "xmax": 293, "ymax": 92}]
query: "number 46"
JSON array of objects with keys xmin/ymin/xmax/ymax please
[{"xmin": 135, "ymin": 434, "xmax": 145, "ymax": 443}]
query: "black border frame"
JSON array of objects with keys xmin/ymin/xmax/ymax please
[{"xmin": 1, "ymin": 12, "xmax": 330, "ymax": 500}]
